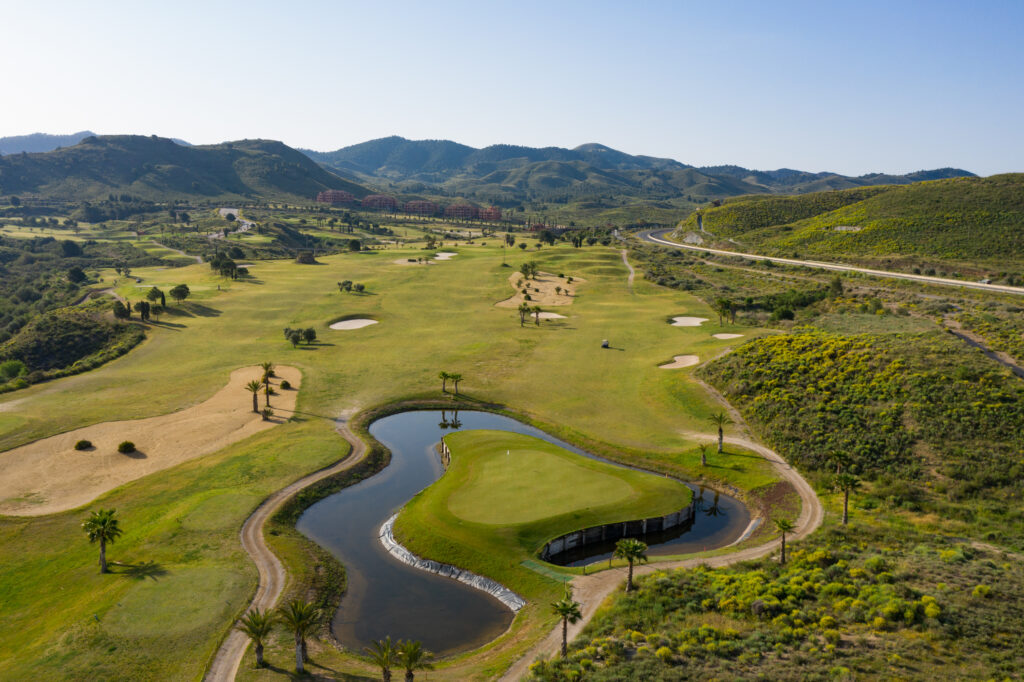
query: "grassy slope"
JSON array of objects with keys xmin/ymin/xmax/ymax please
[
  {"xmin": 0, "ymin": 240, "xmax": 779, "ymax": 679},
  {"xmin": 678, "ymin": 175, "xmax": 1024, "ymax": 266}
]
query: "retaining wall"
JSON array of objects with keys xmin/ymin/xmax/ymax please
[
  {"xmin": 539, "ymin": 503, "xmax": 696, "ymax": 561},
  {"xmin": 378, "ymin": 515, "xmax": 526, "ymax": 612}
]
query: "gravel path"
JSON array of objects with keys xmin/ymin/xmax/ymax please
[
  {"xmin": 498, "ymin": 430, "xmax": 823, "ymax": 681},
  {"xmin": 203, "ymin": 420, "xmax": 368, "ymax": 681},
  {"xmin": 620, "ymin": 249, "xmax": 635, "ymax": 291}
]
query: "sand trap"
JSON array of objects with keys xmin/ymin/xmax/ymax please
[
  {"xmin": 536, "ymin": 312, "xmax": 566, "ymax": 319},
  {"xmin": 496, "ymin": 271, "xmax": 585, "ymax": 308},
  {"xmin": 660, "ymin": 355, "xmax": 700, "ymax": 369},
  {"xmin": 0, "ymin": 366, "xmax": 300, "ymax": 516},
  {"xmin": 329, "ymin": 318, "xmax": 378, "ymax": 330},
  {"xmin": 671, "ymin": 316, "xmax": 708, "ymax": 327},
  {"xmin": 434, "ymin": 252, "xmax": 458, "ymax": 260},
  {"xmin": 713, "ymin": 333, "xmax": 744, "ymax": 339}
]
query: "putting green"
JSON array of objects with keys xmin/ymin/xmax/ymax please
[{"xmin": 446, "ymin": 430, "xmax": 679, "ymax": 525}]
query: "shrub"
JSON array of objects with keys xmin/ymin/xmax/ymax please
[
  {"xmin": 972, "ymin": 584, "xmax": 991, "ymax": 598},
  {"xmin": 74, "ymin": 440, "xmax": 92, "ymax": 450},
  {"xmin": 280, "ymin": 379, "xmax": 291, "ymax": 390},
  {"xmin": 117, "ymin": 441, "xmax": 136, "ymax": 454}
]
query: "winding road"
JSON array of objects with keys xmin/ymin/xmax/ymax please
[
  {"xmin": 498, "ymin": 430, "xmax": 823, "ymax": 681},
  {"xmin": 203, "ymin": 420, "xmax": 368, "ymax": 682},
  {"xmin": 640, "ymin": 229, "xmax": 1024, "ymax": 296}
]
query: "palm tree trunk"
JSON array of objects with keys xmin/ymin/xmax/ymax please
[
  {"xmin": 405, "ymin": 671, "xmax": 414, "ymax": 682},
  {"xmin": 843, "ymin": 490, "xmax": 849, "ymax": 525},
  {"xmin": 295, "ymin": 634, "xmax": 304, "ymax": 674},
  {"xmin": 255, "ymin": 643, "xmax": 264, "ymax": 667},
  {"xmin": 780, "ymin": 534, "xmax": 787, "ymax": 565},
  {"xmin": 561, "ymin": 617, "xmax": 568, "ymax": 657},
  {"xmin": 252, "ymin": 393, "xmax": 258, "ymax": 413},
  {"xmin": 99, "ymin": 538, "xmax": 107, "ymax": 574},
  {"xmin": 718, "ymin": 427, "xmax": 724, "ymax": 454},
  {"xmin": 626, "ymin": 559, "xmax": 634, "ymax": 592}
]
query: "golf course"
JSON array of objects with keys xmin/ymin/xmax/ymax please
[{"xmin": 0, "ymin": 234, "xmax": 795, "ymax": 680}]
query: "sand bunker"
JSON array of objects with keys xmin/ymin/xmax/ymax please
[
  {"xmin": 496, "ymin": 271, "xmax": 585, "ymax": 308},
  {"xmin": 330, "ymin": 318, "xmax": 378, "ymax": 330},
  {"xmin": 671, "ymin": 316, "xmax": 708, "ymax": 327},
  {"xmin": 660, "ymin": 355, "xmax": 700, "ymax": 369},
  {"xmin": 434, "ymin": 252, "xmax": 458, "ymax": 260},
  {"xmin": 0, "ymin": 365, "xmax": 300, "ymax": 516},
  {"xmin": 713, "ymin": 333, "xmax": 744, "ymax": 339},
  {"xmin": 536, "ymin": 312, "xmax": 567, "ymax": 319}
]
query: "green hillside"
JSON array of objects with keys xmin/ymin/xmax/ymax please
[
  {"xmin": 0, "ymin": 135, "xmax": 369, "ymax": 202},
  {"xmin": 677, "ymin": 174, "xmax": 1024, "ymax": 265}
]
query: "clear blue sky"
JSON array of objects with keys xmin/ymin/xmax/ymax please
[{"xmin": 2, "ymin": 0, "xmax": 1022, "ymax": 175}]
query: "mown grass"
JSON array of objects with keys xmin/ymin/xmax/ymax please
[
  {"xmin": 0, "ymin": 240, "xmax": 778, "ymax": 678},
  {"xmin": 396, "ymin": 430, "xmax": 692, "ymax": 596}
]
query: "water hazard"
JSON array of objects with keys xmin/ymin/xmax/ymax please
[{"xmin": 297, "ymin": 409, "xmax": 749, "ymax": 655}]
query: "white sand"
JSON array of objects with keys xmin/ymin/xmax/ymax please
[
  {"xmin": 713, "ymin": 333, "xmax": 744, "ymax": 339},
  {"xmin": 434, "ymin": 252, "xmax": 458, "ymax": 260},
  {"xmin": 329, "ymin": 318, "xmax": 378, "ymax": 330},
  {"xmin": 671, "ymin": 316, "xmax": 708, "ymax": 327},
  {"xmin": 659, "ymin": 355, "xmax": 700, "ymax": 369},
  {"xmin": 0, "ymin": 366, "xmax": 300, "ymax": 516},
  {"xmin": 536, "ymin": 312, "xmax": 567, "ymax": 319}
]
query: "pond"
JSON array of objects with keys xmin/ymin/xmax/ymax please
[{"xmin": 297, "ymin": 409, "xmax": 749, "ymax": 655}]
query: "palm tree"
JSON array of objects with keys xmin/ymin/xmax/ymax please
[
  {"xmin": 713, "ymin": 298, "xmax": 732, "ymax": 325},
  {"xmin": 260, "ymin": 361, "xmax": 275, "ymax": 383},
  {"xmin": 237, "ymin": 609, "xmax": 272, "ymax": 668},
  {"xmin": 244, "ymin": 380, "xmax": 262, "ymax": 413},
  {"xmin": 277, "ymin": 598, "xmax": 319, "ymax": 674},
  {"xmin": 774, "ymin": 518, "xmax": 796, "ymax": 565},
  {"xmin": 82, "ymin": 508, "xmax": 123, "ymax": 574},
  {"xmin": 438, "ymin": 371, "xmax": 450, "ymax": 393},
  {"xmin": 550, "ymin": 590, "xmax": 583, "ymax": 657},
  {"xmin": 518, "ymin": 301, "xmax": 531, "ymax": 326},
  {"xmin": 707, "ymin": 411, "xmax": 732, "ymax": 454},
  {"xmin": 533, "ymin": 306, "xmax": 542, "ymax": 326},
  {"xmin": 450, "ymin": 372, "xmax": 463, "ymax": 395},
  {"xmin": 830, "ymin": 451, "xmax": 852, "ymax": 474},
  {"xmin": 395, "ymin": 639, "xmax": 433, "ymax": 681},
  {"xmin": 613, "ymin": 538, "xmax": 648, "ymax": 593},
  {"xmin": 833, "ymin": 473, "xmax": 861, "ymax": 525},
  {"xmin": 698, "ymin": 442, "xmax": 708, "ymax": 467},
  {"xmin": 365, "ymin": 636, "xmax": 397, "ymax": 682}
]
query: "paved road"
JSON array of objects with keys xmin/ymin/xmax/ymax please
[
  {"xmin": 640, "ymin": 229, "xmax": 1024, "ymax": 296},
  {"xmin": 203, "ymin": 420, "xmax": 368, "ymax": 682}
]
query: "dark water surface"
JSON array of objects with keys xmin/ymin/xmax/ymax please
[{"xmin": 297, "ymin": 409, "xmax": 749, "ymax": 655}]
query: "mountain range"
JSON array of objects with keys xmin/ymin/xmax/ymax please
[
  {"xmin": 303, "ymin": 136, "xmax": 974, "ymax": 206},
  {"xmin": 0, "ymin": 135, "xmax": 364, "ymax": 202},
  {"xmin": 0, "ymin": 132, "xmax": 976, "ymax": 217}
]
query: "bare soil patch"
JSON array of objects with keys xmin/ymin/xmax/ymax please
[
  {"xmin": 0, "ymin": 365, "xmax": 300, "ymax": 516},
  {"xmin": 495, "ymin": 271, "xmax": 584, "ymax": 308}
]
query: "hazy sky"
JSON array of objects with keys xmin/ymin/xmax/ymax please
[{"xmin": 2, "ymin": 1, "xmax": 1022, "ymax": 175}]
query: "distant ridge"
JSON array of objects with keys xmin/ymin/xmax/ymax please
[
  {"xmin": 302, "ymin": 136, "xmax": 976, "ymax": 207},
  {"xmin": 0, "ymin": 131, "xmax": 191, "ymax": 155},
  {"xmin": 0, "ymin": 135, "xmax": 366, "ymax": 201}
]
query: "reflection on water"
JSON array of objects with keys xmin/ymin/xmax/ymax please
[{"xmin": 297, "ymin": 409, "xmax": 749, "ymax": 655}]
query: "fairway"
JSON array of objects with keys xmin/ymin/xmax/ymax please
[
  {"xmin": 446, "ymin": 430, "xmax": 687, "ymax": 525},
  {"xmin": 0, "ymin": 239, "xmax": 781, "ymax": 680}
]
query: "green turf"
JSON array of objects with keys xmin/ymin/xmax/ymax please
[
  {"xmin": 445, "ymin": 430, "xmax": 690, "ymax": 526},
  {"xmin": 0, "ymin": 239, "xmax": 782, "ymax": 679}
]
